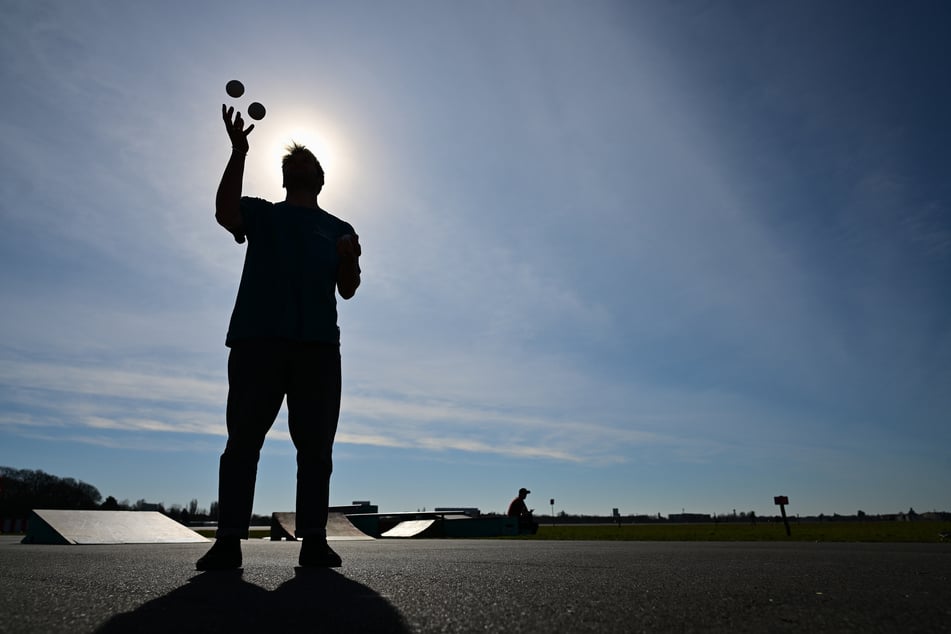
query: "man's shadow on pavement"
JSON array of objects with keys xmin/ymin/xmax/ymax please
[{"xmin": 96, "ymin": 568, "xmax": 410, "ymax": 633}]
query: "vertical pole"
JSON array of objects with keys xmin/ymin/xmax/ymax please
[
  {"xmin": 550, "ymin": 499, "xmax": 555, "ymax": 527},
  {"xmin": 780, "ymin": 503, "xmax": 791, "ymax": 536}
]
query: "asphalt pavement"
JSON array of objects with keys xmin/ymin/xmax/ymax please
[{"xmin": 1, "ymin": 535, "xmax": 949, "ymax": 632}]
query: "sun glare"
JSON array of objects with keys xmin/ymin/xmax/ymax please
[
  {"xmin": 246, "ymin": 112, "xmax": 349, "ymax": 203},
  {"xmin": 270, "ymin": 128, "xmax": 333, "ymax": 175}
]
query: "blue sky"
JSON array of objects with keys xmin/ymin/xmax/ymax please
[{"xmin": 1, "ymin": 1, "xmax": 948, "ymax": 518}]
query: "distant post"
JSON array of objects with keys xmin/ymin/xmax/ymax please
[
  {"xmin": 774, "ymin": 496, "xmax": 791, "ymax": 536},
  {"xmin": 613, "ymin": 508, "xmax": 621, "ymax": 528},
  {"xmin": 550, "ymin": 499, "xmax": 555, "ymax": 527}
]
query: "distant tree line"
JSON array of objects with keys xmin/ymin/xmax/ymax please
[
  {"xmin": 486, "ymin": 508, "xmax": 950, "ymax": 524},
  {"xmin": 97, "ymin": 496, "xmax": 221, "ymax": 525},
  {"xmin": 0, "ymin": 466, "xmax": 274, "ymax": 528},
  {"xmin": 0, "ymin": 466, "xmax": 102, "ymax": 516}
]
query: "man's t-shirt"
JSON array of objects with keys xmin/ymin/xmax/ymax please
[
  {"xmin": 226, "ymin": 197, "xmax": 358, "ymax": 346},
  {"xmin": 507, "ymin": 498, "xmax": 529, "ymax": 517}
]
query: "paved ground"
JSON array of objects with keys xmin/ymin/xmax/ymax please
[{"xmin": 1, "ymin": 535, "xmax": 949, "ymax": 632}]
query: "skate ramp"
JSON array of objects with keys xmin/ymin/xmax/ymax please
[
  {"xmin": 381, "ymin": 519, "xmax": 439, "ymax": 538},
  {"xmin": 442, "ymin": 515, "xmax": 519, "ymax": 537},
  {"xmin": 271, "ymin": 512, "xmax": 298, "ymax": 541},
  {"xmin": 22, "ymin": 510, "xmax": 208, "ymax": 545},
  {"xmin": 271, "ymin": 512, "xmax": 374, "ymax": 541},
  {"xmin": 327, "ymin": 512, "xmax": 375, "ymax": 540}
]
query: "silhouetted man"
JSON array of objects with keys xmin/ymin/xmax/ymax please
[
  {"xmin": 197, "ymin": 105, "xmax": 361, "ymax": 571},
  {"xmin": 507, "ymin": 487, "xmax": 538, "ymax": 534}
]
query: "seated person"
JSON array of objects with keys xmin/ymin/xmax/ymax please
[{"xmin": 507, "ymin": 487, "xmax": 538, "ymax": 534}]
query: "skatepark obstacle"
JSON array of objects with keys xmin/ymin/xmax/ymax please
[
  {"xmin": 270, "ymin": 512, "xmax": 374, "ymax": 541},
  {"xmin": 22, "ymin": 510, "xmax": 208, "ymax": 545}
]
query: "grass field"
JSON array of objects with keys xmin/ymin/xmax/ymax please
[
  {"xmin": 520, "ymin": 521, "xmax": 951, "ymax": 543},
  {"xmin": 195, "ymin": 529, "xmax": 270, "ymax": 539},
  {"xmin": 193, "ymin": 521, "xmax": 951, "ymax": 543}
]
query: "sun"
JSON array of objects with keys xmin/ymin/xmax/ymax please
[
  {"xmin": 246, "ymin": 113, "xmax": 349, "ymax": 203},
  {"xmin": 269, "ymin": 127, "xmax": 334, "ymax": 177}
]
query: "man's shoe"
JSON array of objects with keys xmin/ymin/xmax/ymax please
[
  {"xmin": 196, "ymin": 537, "xmax": 242, "ymax": 571},
  {"xmin": 299, "ymin": 539, "xmax": 342, "ymax": 567}
]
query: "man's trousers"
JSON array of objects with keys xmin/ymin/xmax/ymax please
[{"xmin": 216, "ymin": 339, "xmax": 341, "ymax": 539}]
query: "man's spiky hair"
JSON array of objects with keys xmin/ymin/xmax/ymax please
[{"xmin": 282, "ymin": 142, "xmax": 324, "ymax": 178}]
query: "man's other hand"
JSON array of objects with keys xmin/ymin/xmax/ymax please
[{"xmin": 337, "ymin": 234, "xmax": 361, "ymax": 259}]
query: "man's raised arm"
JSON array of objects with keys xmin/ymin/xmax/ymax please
[{"xmin": 215, "ymin": 105, "xmax": 254, "ymax": 241}]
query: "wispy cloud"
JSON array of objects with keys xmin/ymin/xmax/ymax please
[
  {"xmin": 0, "ymin": 353, "xmax": 729, "ymax": 464},
  {"xmin": 0, "ymin": 359, "xmax": 225, "ymax": 405}
]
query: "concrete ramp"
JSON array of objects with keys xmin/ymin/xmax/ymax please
[
  {"xmin": 327, "ymin": 512, "xmax": 374, "ymax": 540},
  {"xmin": 271, "ymin": 512, "xmax": 298, "ymax": 541},
  {"xmin": 381, "ymin": 519, "xmax": 439, "ymax": 538},
  {"xmin": 22, "ymin": 510, "xmax": 208, "ymax": 545},
  {"xmin": 271, "ymin": 512, "xmax": 374, "ymax": 541},
  {"xmin": 442, "ymin": 515, "xmax": 519, "ymax": 537}
]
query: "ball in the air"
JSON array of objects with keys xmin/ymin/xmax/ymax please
[
  {"xmin": 247, "ymin": 102, "xmax": 266, "ymax": 120},
  {"xmin": 225, "ymin": 80, "xmax": 245, "ymax": 98}
]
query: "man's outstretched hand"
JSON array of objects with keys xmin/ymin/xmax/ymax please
[
  {"xmin": 222, "ymin": 104, "xmax": 254, "ymax": 153},
  {"xmin": 337, "ymin": 234, "xmax": 362, "ymax": 259}
]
